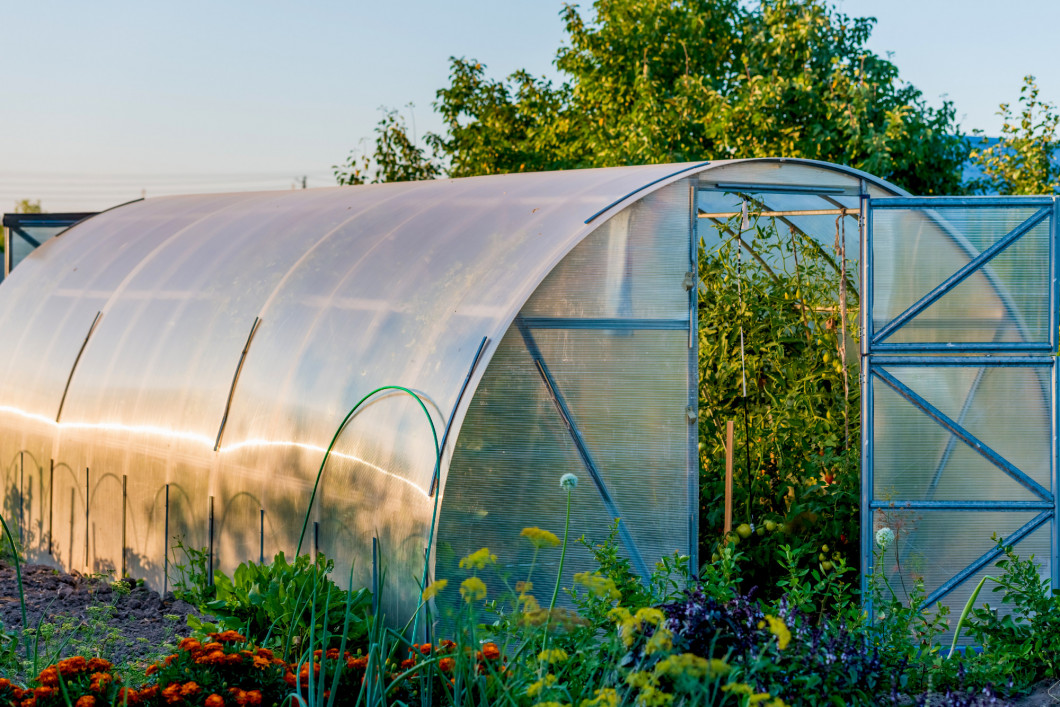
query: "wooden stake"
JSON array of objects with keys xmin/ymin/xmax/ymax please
[{"xmin": 724, "ymin": 420, "xmax": 734, "ymax": 535}]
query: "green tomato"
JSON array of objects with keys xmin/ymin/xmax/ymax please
[{"xmin": 736, "ymin": 523, "xmax": 753, "ymax": 539}]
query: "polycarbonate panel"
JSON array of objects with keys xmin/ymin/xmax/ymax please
[
  {"xmin": 872, "ymin": 509, "xmax": 1050, "ymax": 643},
  {"xmin": 0, "ymin": 163, "xmax": 707, "ymax": 624},
  {"xmin": 872, "ymin": 366, "xmax": 1052, "ymax": 502},
  {"xmin": 871, "ymin": 205, "xmax": 1052, "ymax": 346}
]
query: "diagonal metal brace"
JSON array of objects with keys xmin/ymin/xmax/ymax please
[
  {"xmin": 873, "ymin": 367, "xmax": 1052, "ymax": 501},
  {"xmin": 921, "ymin": 510, "xmax": 1051, "ymax": 607},
  {"xmin": 515, "ymin": 317, "xmax": 651, "ymax": 579},
  {"xmin": 873, "ymin": 205, "xmax": 1051, "ymax": 344}
]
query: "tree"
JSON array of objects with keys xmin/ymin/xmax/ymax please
[
  {"xmin": 968, "ymin": 75, "xmax": 1060, "ymax": 195},
  {"xmin": 419, "ymin": 0, "xmax": 968, "ymax": 194},
  {"xmin": 334, "ymin": 107, "xmax": 440, "ymax": 186}
]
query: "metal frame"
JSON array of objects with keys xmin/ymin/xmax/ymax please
[
  {"xmin": 862, "ymin": 195, "xmax": 1060, "ymax": 622},
  {"xmin": 2, "ymin": 212, "xmax": 96, "ymax": 277}
]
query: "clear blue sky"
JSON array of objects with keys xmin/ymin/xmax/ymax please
[{"xmin": 3, "ymin": 0, "xmax": 1058, "ymax": 211}]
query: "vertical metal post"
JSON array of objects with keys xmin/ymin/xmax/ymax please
[
  {"xmin": 121, "ymin": 475, "xmax": 127, "ymax": 578},
  {"xmin": 163, "ymin": 484, "xmax": 170, "ymax": 595},
  {"xmin": 84, "ymin": 467, "xmax": 90, "ymax": 570},
  {"xmin": 371, "ymin": 536, "xmax": 379, "ymax": 618},
  {"xmin": 48, "ymin": 460, "xmax": 54, "ymax": 556},
  {"xmin": 18, "ymin": 452, "xmax": 24, "ymax": 548},
  {"xmin": 687, "ymin": 181, "xmax": 700, "ymax": 575},
  {"xmin": 859, "ymin": 189, "xmax": 873, "ymax": 617},
  {"xmin": 207, "ymin": 495, "xmax": 214, "ymax": 587},
  {"xmin": 1052, "ymin": 197, "xmax": 1060, "ymax": 592},
  {"xmin": 259, "ymin": 509, "xmax": 265, "ymax": 564},
  {"xmin": 313, "ymin": 521, "xmax": 320, "ymax": 558}
]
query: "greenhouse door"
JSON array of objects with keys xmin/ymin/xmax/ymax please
[{"xmin": 863, "ymin": 196, "xmax": 1058, "ymax": 623}]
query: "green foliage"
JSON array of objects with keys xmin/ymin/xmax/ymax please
[
  {"xmin": 334, "ymin": 105, "xmax": 440, "ymax": 185},
  {"xmin": 418, "ymin": 0, "xmax": 966, "ymax": 194},
  {"xmin": 169, "ymin": 536, "xmax": 214, "ymax": 607},
  {"xmin": 968, "ymin": 75, "xmax": 1060, "ymax": 196},
  {"xmin": 191, "ymin": 552, "xmax": 372, "ymax": 660},
  {"xmin": 698, "ymin": 215, "xmax": 860, "ymax": 596},
  {"xmin": 957, "ymin": 537, "xmax": 1060, "ymax": 693}
]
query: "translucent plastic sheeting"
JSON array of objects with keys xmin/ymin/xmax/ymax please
[
  {"xmin": 872, "ymin": 365, "xmax": 1052, "ymax": 503},
  {"xmin": 871, "ymin": 205, "xmax": 1053, "ymax": 347},
  {"xmin": 0, "ymin": 164, "xmax": 706, "ymax": 622},
  {"xmin": 437, "ymin": 183, "xmax": 693, "ymax": 619}
]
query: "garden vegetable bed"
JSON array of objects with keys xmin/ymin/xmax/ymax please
[{"xmin": 0, "ymin": 560, "xmax": 200, "ymax": 670}]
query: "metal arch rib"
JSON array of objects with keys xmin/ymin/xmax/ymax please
[
  {"xmin": 514, "ymin": 317, "xmax": 651, "ymax": 579},
  {"xmin": 872, "ymin": 367, "xmax": 1052, "ymax": 501}
]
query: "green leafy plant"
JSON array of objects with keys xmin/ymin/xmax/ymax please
[{"xmin": 194, "ymin": 552, "xmax": 372, "ymax": 660}]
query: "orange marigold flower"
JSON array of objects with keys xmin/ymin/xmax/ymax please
[
  {"xmin": 226, "ymin": 652, "xmax": 242, "ymax": 665},
  {"xmin": 205, "ymin": 694, "xmax": 225, "ymax": 707},
  {"xmin": 163, "ymin": 654, "xmax": 177, "ymax": 666},
  {"xmin": 438, "ymin": 657, "xmax": 455, "ymax": 672},
  {"xmin": 228, "ymin": 688, "xmax": 247, "ymax": 706},
  {"xmin": 20, "ymin": 697, "xmax": 37, "ymax": 707},
  {"xmin": 87, "ymin": 657, "xmax": 112, "ymax": 672},
  {"xmin": 252, "ymin": 655, "xmax": 271, "ymax": 670},
  {"xmin": 283, "ymin": 672, "xmax": 296, "ymax": 687},
  {"xmin": 139, "ymin": 686, "xmax": 159, "ymax": 700},
  {"xmin": 144, "ymin": 663, "xmax": 159, "ymax": 676},
  {"xmin": 256, "ymin": 647, "xmax": 274, "ymax": 660},
  {"xmin": 180, "ymin": 682, "xmax": 202, "ymax": 698},
  {"xmin": 418, "ymin": 643, "xmax": 432, "ymax": 655},
  {"xmin": 75, "ymin": 696, "xmax": 97, "ymax": 707},
  {"xmin": 216, "ymin": 630, "xmax": 245, "ymax": 643},
  {"xmin": 33, "ymin": 688, "xmax": 54, "ymax": 699},
  {"xmin": 347, "ymin": 656, "xmax": 368, "ymax": 670},
  {"xmin": 58, "ymin": 656, "xmax": 88, "ymax": 675},
  {"xmin": 400, "ymin": 659, "xmax": 416, "ymax": 670},
  {"xmin": 482, "ymin": 643, "xmax": 501, "ymax": 660},
  {"xmin": 244, "ymin": 690, "xmax": 262, "ymax": 707},
  {"xmin": 117, "ymin": 688, "xmax": 140, "ymax": 706},
  {"xmin": 441, "ymin": 639, "xmax": 456, "ymax": 650},
  {"xmin": 203, "ymin": 642, "xmax": 223, "ymax": 652},
  {"xmin": 178, "ymin": 638, "xmax": 201, "ymax": 651},
  {"xmin": 37, "ymin": 668, "xmax": 59, "ymax": 687}
]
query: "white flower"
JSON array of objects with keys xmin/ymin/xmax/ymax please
[
  {"xmin": 560, "ymin": 473, "xmax": 578, "ymax": 491},
  {"xmin": 875, "ymin": 527, "xmax": 895, "ymax": 549}
]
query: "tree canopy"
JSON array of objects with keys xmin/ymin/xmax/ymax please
[
  {"xmin": 346, "ymin": 0, "xmax": 970, "ymax": 195},
  {"xmin": 968, "ymin": 75, "xmax": 1060, "ymax": 196}
]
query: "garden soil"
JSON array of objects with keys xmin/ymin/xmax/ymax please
[{"xmin": 0, "ymin": 560, "xmax": 202, "ymax": 669}]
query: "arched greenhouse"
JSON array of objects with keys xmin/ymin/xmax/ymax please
[{"xmin": 0, "ymin": 158, "xmax": 1048, "ymax": 630}]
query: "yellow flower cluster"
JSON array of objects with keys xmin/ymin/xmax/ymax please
[
  {"xmin": 459, "ymin": 547, "xmax": 497, "ymax": 570},
  {"xmin": 580, "ymin": 688, "xmax": 620, "ymax": 707},
  {"xmin": 421, "ymin": 578, "xmax": 447, "ymax": 600},
  {"xmin": 723, "ymin": 682, "xmax": 789, "ymax": 707},
  {"xmin": 758, "ymin": 614, "xmax": 791, "ymax": 651},
  {"xmin": 653, "ymin": 653, "xmax": 729, "ymax": 680},
  {"xmin": 460, "ymin": 576, "xmax": 487, "ymax": 603},
  {"xmin": 521, "ymin": 526, "xmax": 562, "ymax": 548},
  {"xmin": 573, "ymin": 571, "xmax": 621, "ymax": 602},
  {"xmin": 527, "ymin": 673, "xmax": 558, "ymax": 698},
  {"xmin": 608, "ymin": 607, "xmax": 666, "ymax": 647},
  {"xmin": 538, "ymin": 648, "xmax": 569, "ymax": 664}
]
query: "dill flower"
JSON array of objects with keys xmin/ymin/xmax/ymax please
[
  {"xmin": 422, "ymin": 578, "xmax": 448, "ymax": 600},
  {"xmin": 560, "ymin": 473, "xmax": 578, "ymax": 490},
  {"xmin": 582, "ymin": 689, "xmax": 620, "ymax": 707},
  {"xmin": 521, "ymin": 526, "xmax": 561, "ymax": 548},
  {"xmin": 537, "ymin": 648, "xmax": 569, "ymax": 664},
  {"xmin": 574, "ymin": 571, "xmax": 621, "ymax": 601},
  {"xmin": 875, "ymin": 527, "xmax": 895, "ymax": 549},
  {"xmin": 460, "ymin": 576, "xmax": 487, "ymax": 603},
  {"xmin": 527, "ymin": 673, "xmax": 557, "ymax": 698},
  {"xmin": 459, "ymin": 547, "xmax": 497, "ymax": 570},
  {"xmin": 644, "ymin": 627, "xmax": 674, "ymax": 655}
]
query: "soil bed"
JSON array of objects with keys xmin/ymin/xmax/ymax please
[{"xmin": 0, "ymin": 560, "xmax": 201, "ymax": 670}]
